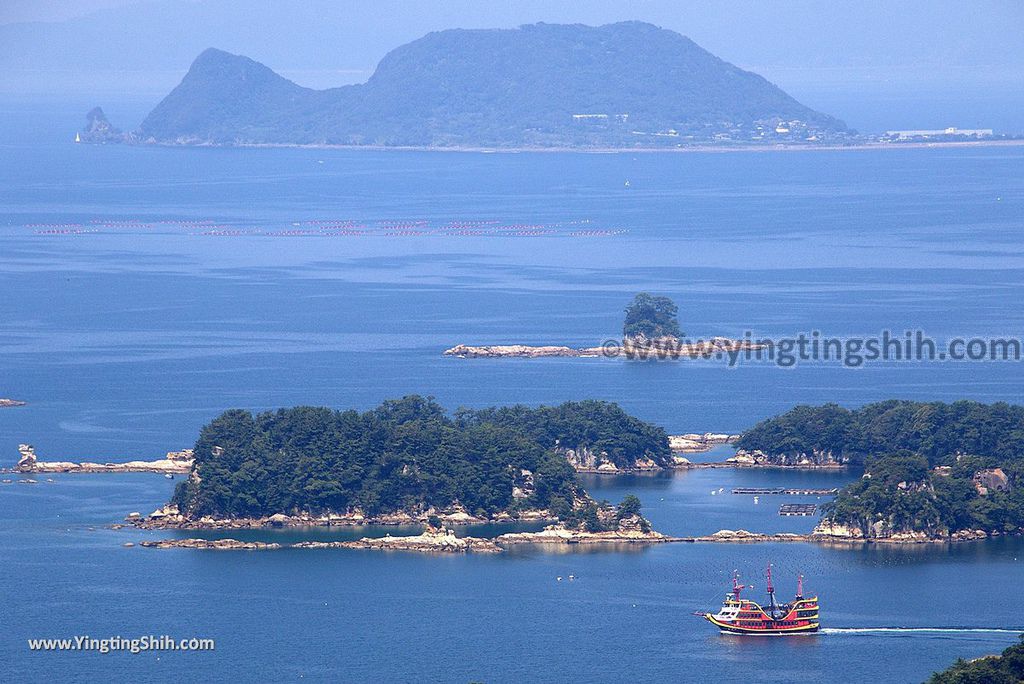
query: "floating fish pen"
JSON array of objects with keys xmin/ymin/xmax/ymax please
[
  {"xmin": 732, "ymin": 487, "xmax": 838, "ymax": 496},
  {"xmin": 778, "ymin": 503, "xmax": 818, "ymax": 516}
]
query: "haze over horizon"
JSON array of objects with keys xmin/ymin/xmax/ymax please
[{"xmin": 2, "ymin": 0, "xmax": 1023, "ymax": 133}]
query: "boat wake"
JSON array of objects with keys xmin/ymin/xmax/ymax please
[{"xmin": 822, "ymin": 627, "xmax": 1022, "ymax": 636}]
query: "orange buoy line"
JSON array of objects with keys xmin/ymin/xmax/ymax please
[{"xmin": 18, "ymin": 216, "xmax": 628, "ymax": 238}]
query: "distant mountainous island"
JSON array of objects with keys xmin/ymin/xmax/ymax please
[{"xmin": 84, "ymin": 21, "xmax": 852, "ymax": 149}]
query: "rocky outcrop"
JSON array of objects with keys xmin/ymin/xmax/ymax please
[
  {"xmin": 564, "ymin": 445, "xmax": 621, "ymax": 473},
  {"xmin": 16, "ymin": 444, "xmax": 35, "ymax": 471},
  {"xmin": 562, "ymin": 445, "xmax": 664, "ymax": 474},
  {"xmin": 78, "ymin": 107, "xmax": 126, "ymax": 144},
  {"xmin": 496, "ymin": 513, "xmax": 669, "ymax": 546},
  {"xmin": 511, "ymin": 469, "xmax": 535, "ymax": 500},
  {"xmin": 811, "ymin": 520, "xmax": 939, "ymax": 544},
  {"xmin": 668, "ymin": 433, "xmax": 739, "ymax": 454},
  {"xmin": 495, "ymin": 524, "xmax": 673, "ymax": 545},
  {"xmin": 973, "ymin": 468, "xmax": 1011, "ymax": 495},
  {"xmin": 725, "ymin": 448, "xmax": 845, "ymax": 469},
  {"xmin": 0, "ymin": 398, "xmax": 26, "ymax": 408},
  {"xmin": 444, "ymin": 344, "xmax": 604, "ymax": 358},
  {"xmin": 297, "ymin": 527, "xmax": 502, "ymax": 554},
  {"xmin": 15, "ymin": 444, "xmax": 193, "ymax": 474},
  {"xmin": 139, "ymin": 538, "xmax": 281, "ymax": 550}
]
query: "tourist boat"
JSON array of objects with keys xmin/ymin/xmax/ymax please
[{"xmin": 701, "ymin": 565, "xmax": 819, "ymax": 635}]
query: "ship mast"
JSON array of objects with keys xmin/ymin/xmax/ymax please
[
  {"xmin": 731, "ymin": 570, "xmax": 747, "ymax": 601},
  {"xmin": 797, "ymin": 574, "xmax": 804, "ymax": 599},
  {"xmin": 765, "ymin": 563, "xmax": 778, "ymax": 617}
]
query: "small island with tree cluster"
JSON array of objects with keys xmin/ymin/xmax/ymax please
[
  {"xmin": 444, "ymin": 292, "xmax": 761, "ymax": 359},
  {"xmin": 133, "ymin": 396, "xmax": 675, "ymax": 551}
]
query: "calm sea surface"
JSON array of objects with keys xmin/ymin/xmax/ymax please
[{"xmin": 2, "ymin": 100, "xmax": 1024, "ymax": 682}]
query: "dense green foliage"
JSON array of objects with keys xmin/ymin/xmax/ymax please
[
  {"xmin": 137, "ymin": 22, "xmax": 844, "ymax": 147},
  {"xmin": 822, "ymin": 451, "xmax": 1024, "ymax": 537},
  {"xmin": 172, "ymin": 396, "xmax": 668, "ymax": 520},
  {"xmin": 927, "ymin": 636, "xmax": 1024, "ymax": 684},
  {"xmin": 736, "ymin": 400, "xmax": 1024, "ymax": 466},
  {"xmin": 622, "ymin": 293, "xmax": 681, "ymax": 340},
  {"xmin": 466, "ymin": 399, "xmax": 672, "ymax": 469},
  {"xmin": 741, "ymin": 401, "xmax": 1024, "ymax": 536}
]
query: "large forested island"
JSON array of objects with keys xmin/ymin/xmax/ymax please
[
  {"xmin": 161, "ymin": 396, "xmax": 670, "ymax": 529},
  {"xmin": 84, "ymin": 21, "xmax": 847, "ymax": 149},
  {"xmin": 740, "ymin": 400, "xmax": 1024, "ymax": 541}
]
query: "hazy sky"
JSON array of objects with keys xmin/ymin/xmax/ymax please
[{"xmin": 2, "ymin": 0, "xmax": 1023, "ymax": 132}]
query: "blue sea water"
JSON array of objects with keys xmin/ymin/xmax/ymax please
[{"xmin": 2, "ymin": 100, "xmax": 1024, "ymax": 682}]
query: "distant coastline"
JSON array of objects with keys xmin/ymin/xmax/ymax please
[{"xmin": 109, "ymin": 139, "xmax": 1024, "ymax": 155}]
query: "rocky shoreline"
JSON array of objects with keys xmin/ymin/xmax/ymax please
[
  {"xmin": 0, "ymin": 398, "xmax": 27, "ymax": 408},
  {"xmin": 137, "ymin": 524, "xmax": 675, "ymax": 554},
  {"xmin": 719, "ymin": 448, "xmax": 846, "ymax": 469},
  {"xmin": 140, "ymin": 538, "xmax": 282, "ymax": 550},
  {"xmin": 444, "ymin": 337, "xmax": 764, "ymax": 360},
  {"xmin": 295, "ymin": 528, "xmax": 503, "ymax": 553},
  {"xmin": 128, "ymin": 504, "xmax": 556, "ymax": 530},
  {"xmin": 495, "ymin": 524, "xmax": 674, "ymax": 545},
  {"xmin": 679, "ymin": 461, "xmax": 846, "ymax": 470},
  {"xmin": 13, "ymin": 444, "xmax": 193, "ymax": 474},
  {"xmin": 565, "ymin": 433, "xmax": 738, "ymax": 474},
  {"xmin": 809, "ymin": 520, "xmax": 1013, "ymax": 544},
  {"xmin": 444, "ymin": 344, "xmax": 605, "ymax": 358},
  {"xmin": 668, "ymin": 433, "xmax": 738, "ymax": 454},
  {"xmin": 131, "ymin": 523, "xmax": 1015, "ymax": 553}
]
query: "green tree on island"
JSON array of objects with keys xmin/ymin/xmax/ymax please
[
  {"xmin": 616, "ymin": 494, "xmax": 642, "ymax": 519},
  {"xmin": 927, "ymin": 635, "xmax": 1024, "ymax": 683},
  {"xmin": 623, "ymin": 293, "xmax": 681, "ymax": 340}
]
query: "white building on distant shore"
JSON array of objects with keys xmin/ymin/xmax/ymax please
[{"xmin": 885, "ymin": 127, "xmax": 993, "ymax": 140}]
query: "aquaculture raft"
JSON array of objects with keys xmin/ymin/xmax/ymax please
[
  {"xmin": 778, "ymin": 503, "xmax": 817, "ymax": 516},
  {"xmin": 732, "ymin": 487, "xmax": 838, "ymax": 496}
]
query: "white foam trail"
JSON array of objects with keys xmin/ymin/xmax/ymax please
[{"xmin": 821, "ymin": 628, "xmax": 1020, "ymax": 635}]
